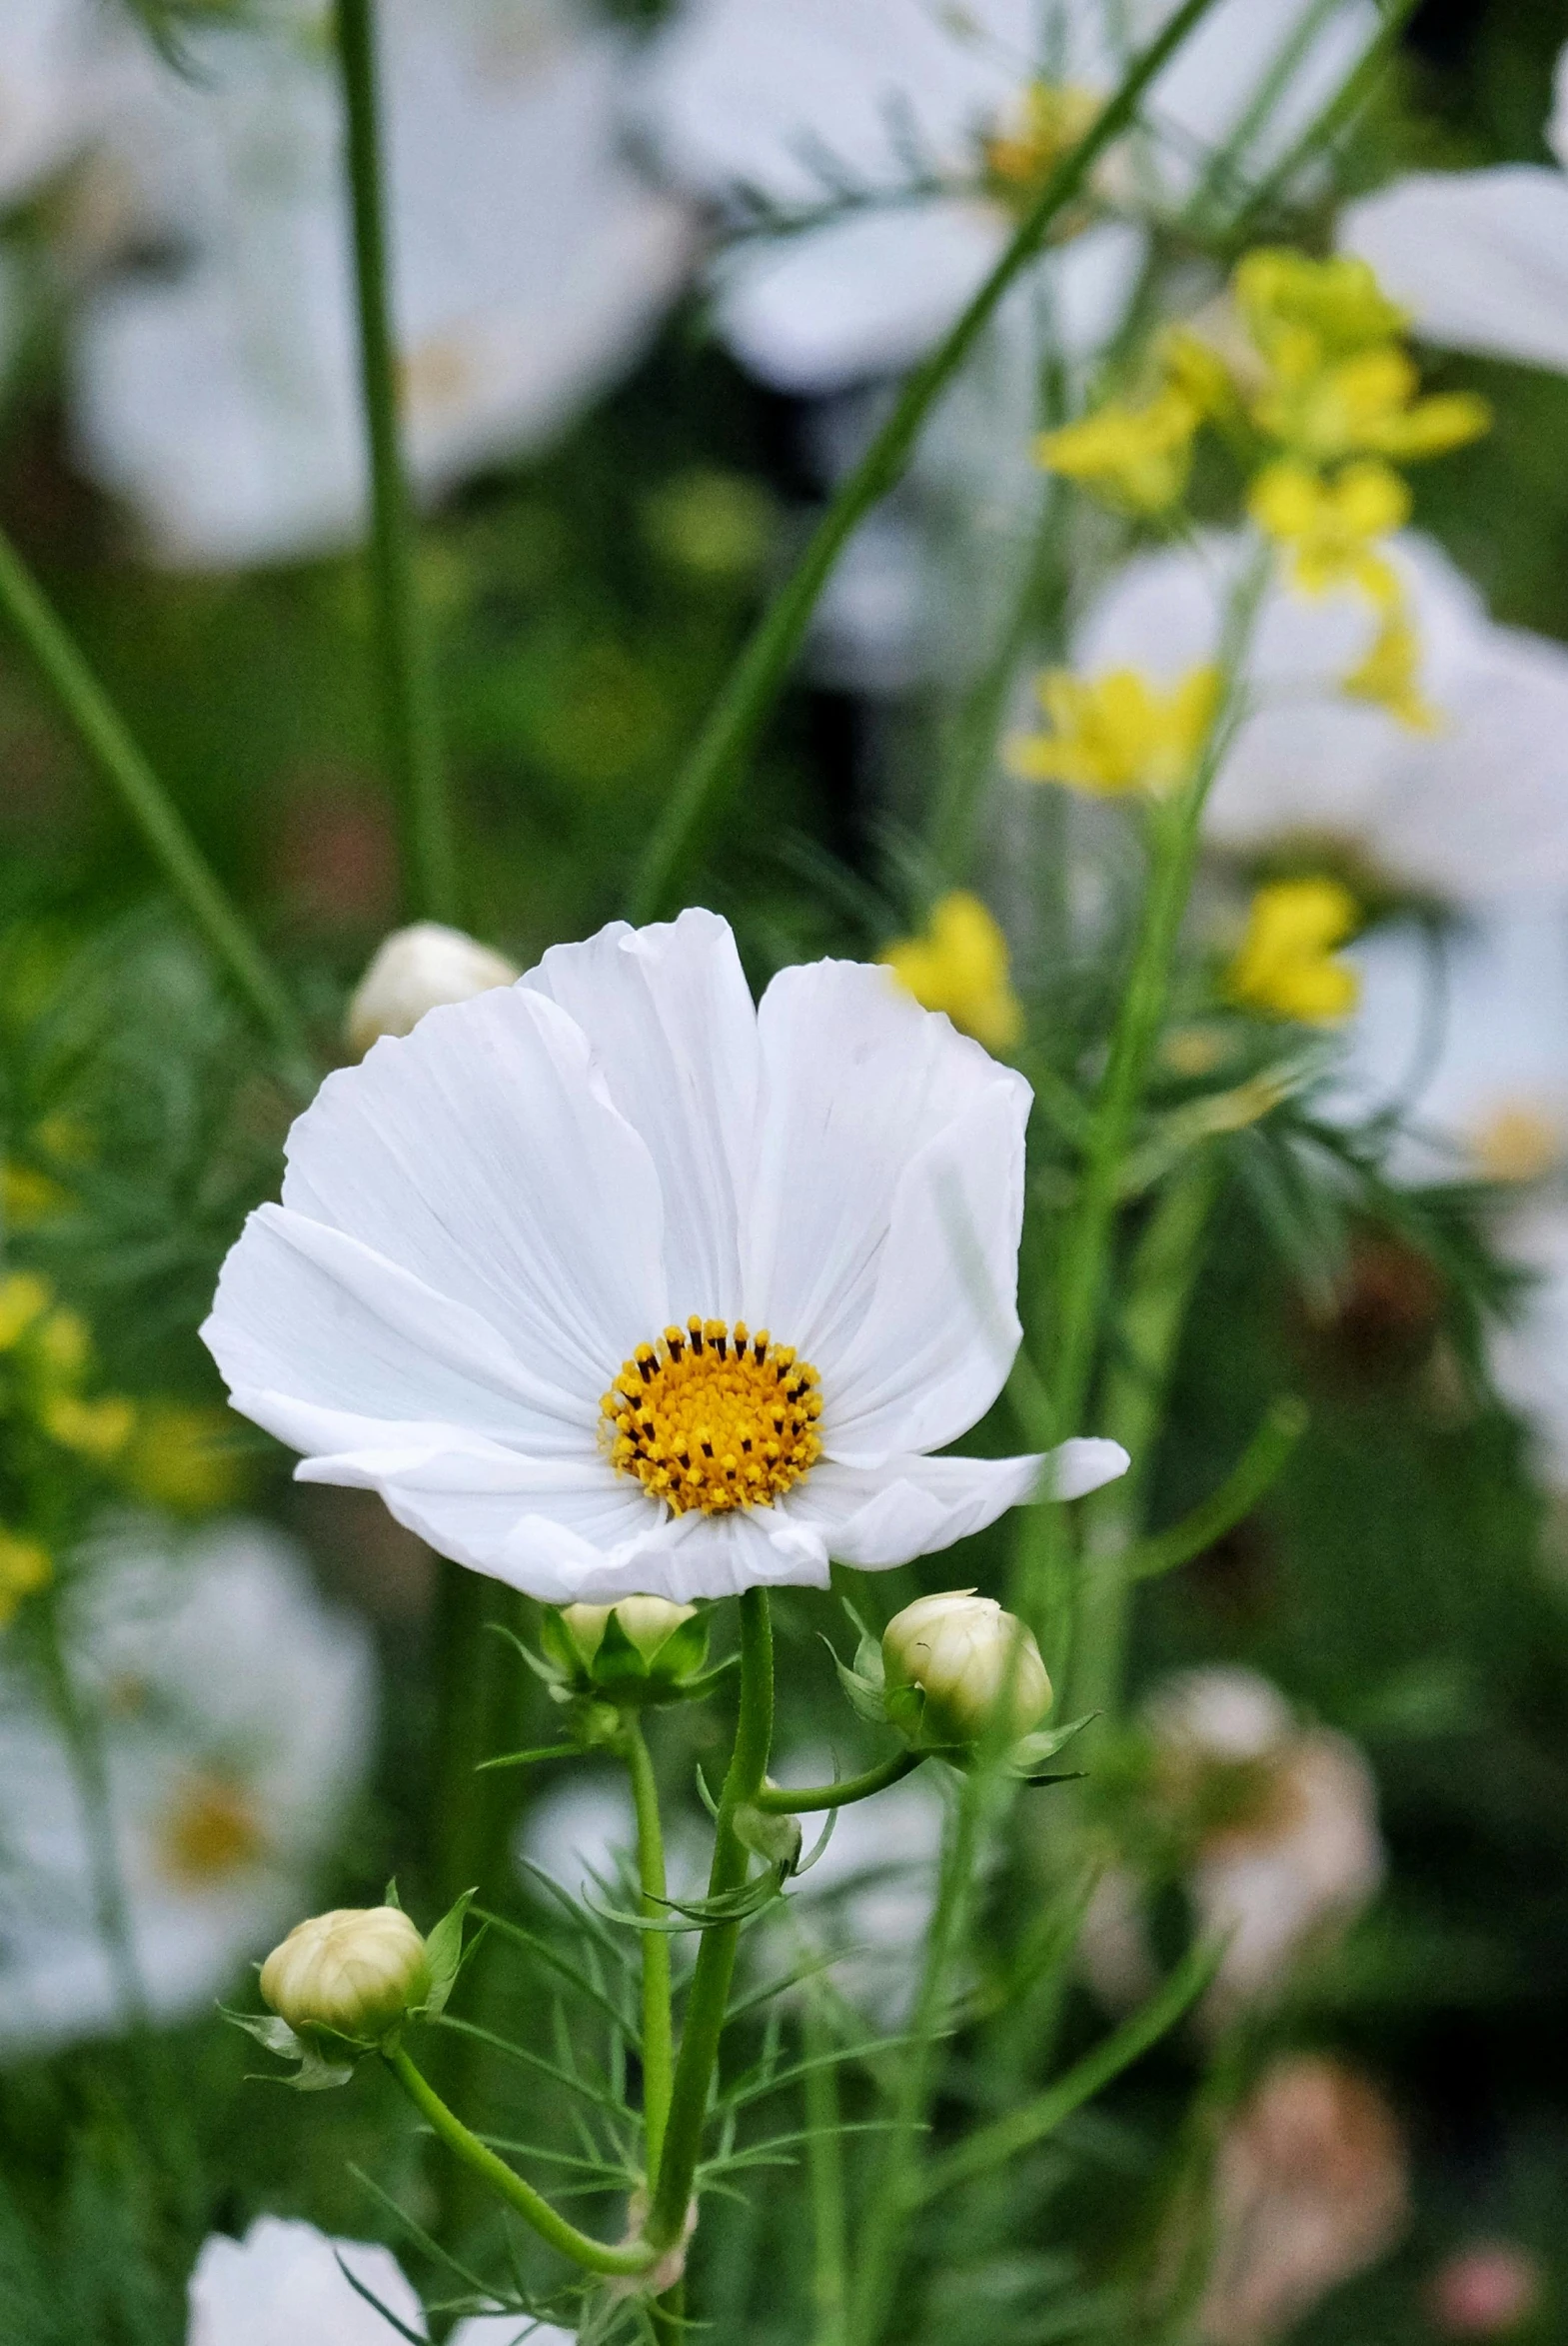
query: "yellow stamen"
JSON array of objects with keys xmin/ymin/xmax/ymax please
[
  {"xmin": 157, "ymin": 1771, "xmax": 266, "ymax": 1885},
  {"xmin": 602, "ymin": 1316, "xmax": 822, "ymax": 1516}
]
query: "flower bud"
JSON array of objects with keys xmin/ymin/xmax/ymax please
[
  {"xmin": 881, "ymin": 1590, "xmax": 1051, "ymax": 1749},
  {"xmin": 346, "ymin": 924, "xmax": 519, "ymax": 1056},
  {"xmin": 260, "ymin": 1905, "xmax": 429, "ymax": 2044},
  {"xmin": 548, "ymin": 1594, "xmax": 708, "ymax": 1701}
]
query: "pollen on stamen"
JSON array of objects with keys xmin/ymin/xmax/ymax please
[{"xmin": 601, "ymin": 1315, "xmax": 823, "ymax": 1516}]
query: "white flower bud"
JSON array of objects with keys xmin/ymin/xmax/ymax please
[
  {"xmin": 561, "ymin": 1594, "xmax": 698, "ymax": 1670},
  {"xmin": 882, "ymin": 1589, "xmax": 1051, "ymax": 1748},
  {"xmin": 260, "ymin": 1905, "xmax": 429, "ymax": 2042},
  {"xmin": 346, "ymin": 923, "xmax": 519, "ymax": 1056}
]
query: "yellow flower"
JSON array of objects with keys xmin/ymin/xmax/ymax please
[
  {"xmin": 2, "ymin": 1162, "xmax": 71, "ymax": 1227},
  {"xmin": 0, "ymin": 1531, "xmax": 51, "ymax": 1627},
  {"xmin": 1247, "ymin": 459, "xmax": 1408, "ymax": 603},
  {"xmin": 0, "ymin": 1270, "xmax": 51, "ymax": 1349},
  {"xmin": 881, "ymin": 892, "xmax": 1023, "ymax": 1054},
  {"xmin": 33, "ymin": 1306, "xmax": 92, "ymax": 1385},
  {"xmin": 1253, "ymin": 342, "xmax": 1489, "ymax": 467},
  {"xmin": 41, "ymin": 1392, "xmax": 136, "ymax": 1463},
  {"xmin": 1036, "ymin": 387, "xmax": 1201, "ymax": 514},
  {"xmin": 122, "ymin": 1400, "xmax": 249, "ymax": 1514},
  {"xmin": 1342, "ymin": 611, "xmax": 1441, "ymax": 733},
  {"xmin": 1234, "ymin": 249, "xmax": 1409, "ymax": 365},
  {"xmin": 1226, "ymin": 880, "xmax": 1360, "ymax": 1024},
  {"xmin": 983, "ymin": 80, "xmax": 1100, "ymax": 203},
  {"xmin": 1008, "ymin": 666, "xmax": 1220, "ymax": 800}
]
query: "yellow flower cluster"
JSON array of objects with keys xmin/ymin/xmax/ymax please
[
  {"xmin": 0, "ymin": 1272, "xmax": 134, "ymax": 1464},
  {"xmin": 1036, "ymin": 251, "xmax": 1488, "ymax": 732},
  {"xmin": 1225, "ymin": 879, "xmax": 1360, "ymax": 1025},
  {"xmin": 1007, "ymin": 666, "xmax": 1219, "ymax": 804},
  {"xmin": 880, "ymin": 892, "xmax": 1023, "ymax": 1054}
]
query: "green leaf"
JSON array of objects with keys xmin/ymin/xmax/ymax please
[
  {"xmin": 420, "ymin": 1888, "xmax": 477, "ymax": 2019},
  {"xmin": 1006, "ymin": 1712, "xmax": 1097, "ymax": 1777}
]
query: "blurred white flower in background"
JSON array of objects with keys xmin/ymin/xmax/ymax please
[
  {"xmin": 1070, "ymin": 532, "xmax": 1568, "ymax": 907},
  {"xmin": 1340, "ymin": 43, "xmax": 1568, "ymax": 379},
  {"xmin": 640, "ymin": 0, "xmax": 1378, "ymax": 395},
  {"xmin": 0, "ymin": 1519, "xmax": 374, "ymax": 2055},
  {"xmin": 345, "ymin": 922, "xmax": 520, "ymax": 1057},
  {"xmin": 763, "ymin": 1753, "xmax": 944, "ymax": 2024},
  {"xmin": 204, "ymin": 910, "xmax": 1126, "ymax": 1604},
  {"xmin": 187, "ymin": 2214, "xmax": 574, "ymax": 2345},
  {"xmin": 1081, "ymin": 1667, "xmax": 1383, "ymax": 2028},
  {"xmin": 0, "ymin": 0, "xmax": 133, "ymax": 207},
  {"xmin": 69, "ymin": 0, "xmax": 692, "ymax": 566}
]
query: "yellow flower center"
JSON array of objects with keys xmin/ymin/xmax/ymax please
[
  {"xmin": 157, "ymin": 1771, "xmax": 266, "ymax": 1884},
  {"xmin": 1472, "ymin": 1105, "xmax": 1560, "ymax": 1185},
  {"xmin": 602, "ymin": 1317, "xmax": 822, "ymax": 1516}
]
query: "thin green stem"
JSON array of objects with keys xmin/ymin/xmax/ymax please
[
  {"xmin": 628, "ymin": 0, "xmax": 1228, "ymax": 923},
  {"xmin": 622, "ymin": 1716, "xmax": 674, "ymax": 2176},
  {"xmin": 0, "ymin": 526, "xmax": 315, "ymax": 1095},
  {"xmin": 333, "ymin": 0, "xmax": 456, "ymax": 923},
  {"xmin": 756, "ymin": 1750, "xmax": 922, "ymax": 1814},
  {"xmin": 804, "ymin": 1990, "xmax": 848, "ymax": 2346},
  {"xmin": 384, "ymin": 2045, "xmax": 658, "ymax": 2277},
  {"xmin": 1066, "ymin": 1148, "xmax": 1220, "ymax": 1720},
  {"xmin": 647, "ymin": 1588, "xmax": 775, "ymax": 2253},
  {"xmin": 36, "ymin": 1594, "xmax": 148, "ymax": 2039}
]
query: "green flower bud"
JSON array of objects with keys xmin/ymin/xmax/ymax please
[
  {"xmin": 545, "ymin": 1594, "xmax": 709, "ymax": 1701},
  {"xmin": 260, "ymin": 1905, "xmax": 429, "ymax": 2044},
  {"xmin": 881, "ymin": 1590, "xmax": 1051, "ymax": 1750}
]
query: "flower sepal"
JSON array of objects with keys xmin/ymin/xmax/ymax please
[
  {"xmin": 1004, "ymin": 1711, "xmax": 1097, "ymax": 1785},
  {"xmin": 538, "ymin": 1596, "xmax": 718, "ymax": 1710},
  {"xmin": 222, "ymin": 2005, "xmax": 362, "ymax": 2093}
]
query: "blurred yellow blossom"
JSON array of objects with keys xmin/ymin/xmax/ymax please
[
  {"xmin": 1253, "ymin": 342, "xmax": 1489, "ymax": 468},
  {"xmin": 41, "ymin": 1393, "xmax": 136, "ymax": 1464},
  {"xmin": 124, "ymin": 1401, "xmax": 250, "ymax": 1514},
  {"xmin": 881, "ymin": 892, "xmax": 1023, "ymax": 1054},
  {"xmin": 983, "ymin": 81, "xmax": 1099, "ymax": 202},
  {"xmin": 157, "ymin": 1770, "xmax": 267, "ymax": 1885},
  {"xmin": 1343, "ymin": 611, "xmax": 1441, "ymax": 732},
  {"xmin": 2, "ymin": 1163, "xmax": 71, "ymax": 1227},
  {"xmin": 1008, "ymin": 666, "xmax": 1219, "ymax": 799},
  {"xmin": 1247, "ymin": 459, "xmax": 1408, "ymax": 603},
  {"xmin": 0, "ymin": 1531, "xmax": 51, "ymax": 1626},
  {"xmin": 0, "ymin": 1272, "xmax": 50, "ymax": 1349},
  {"xmin": 1234, "ymin": 249, "xmax": 1409, "ymax": 365},
  {"xmin": 1226, "ymin": 880, "xmax": 1360, "ymax": 1024},
  {"xmin": 33, "ymin": 1307, "xmax": 92, "ymax": 1384},
  {"xmin": 1035, "ymin": 387, "xmax": 1201, "ymax": 514}
]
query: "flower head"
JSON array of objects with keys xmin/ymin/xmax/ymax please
[
  {"xmin": 347, "ymin": 923, "xmax": 520, "ymax": 1056},
  {"xmin": 881, "ymin": 1589, "xmax": 1051, "ymax": 1749},
  {"xmin": 1226, "ymin": 880, "xmax": 1360, "ymax": 1024},
  {"xmin": 204, "ymin": 913, "xmax": 1127, "ymax": 1604},
  {"xmin": 880, "ymin": 892, "xmax": 1023, "ymax": 1054},
  {"xmin": 1247, "ymin": 458, "xmax": 1409, "ymax": 603},
  {"xmin": 1036, "ymin": 387, "xmax": 1201, "ymax": 515},
  {"xmin": 1008, "ymin": 666, "xmax": 1219, "ymax": 799},
  {"xmin": 261, "ymin": 1906, "xmax": 429, "ymax": 2045}
]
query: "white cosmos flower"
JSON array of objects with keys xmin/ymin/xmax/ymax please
[
  {"xmin": 0, "ymin": 0, "xmax": 135, "ymax": 207},
  {"xmin": 1070, "ymin": 530, "xmax": 1568, "ymax": 908},
  {"xmin": 1339, "ymin": 45, "xmax": 1568, "ymax": 379},
  {"xmin": 0, "ymin": 1518, "xmax": 374, "ymax": 2055},
  {"xmin": 188, "ymin": 2216, "xmax": 573, "ymax": 2346},
  {"xmin": 639, "ymin": 0, "xmax": 1377, "ymax": 393},
  {"xmin": 71, "ymin": 0, "xmax": 691, "ymax": 567},
  {"xmin": 203, "ymin": 910, "xmax": 1127, "ymax": 1604},
  {"xmin": 1081, "ymin": 1667, "xmax": 1383, "ymax": 2029}
]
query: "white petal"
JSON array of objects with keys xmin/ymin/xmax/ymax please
[
  {"xmin": 1149, "ymin": 0, "xmax": 1379, "ymax": 195},
  {"xmin": 714, "ymin": 204, "xmax": 1005, "ymax": 394},
  {"xmin": 273, "ymin": 982, "xmax": 669, "ymax": 1397},
  {"xmin": 188, "ymin": 2218, "xmax": 426, "ymax": 2346},
  {"xmin": 1049, "ymin": 1436, "xmax": 1132, "ymax": 1499},
  {"xmin": 781, "ymin": 1449, "xmax": 1048, "ymax": 1569},
  {"xmin": 822, "ymin": 1077, "xmax": 1027, "ymax": 1460},
  {"xmin": 744, "ymin": 960, "xmax": 1029, "ymax": 1380},
  {"xmin": 1340, "ymin": 168, "xmax": 1568, "ymax": 375},
  {"xmin": 523, "ymin": 909, "xmax": 760, "ymax": 1321}
]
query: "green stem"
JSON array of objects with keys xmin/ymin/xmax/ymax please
[
  {"xmin": 0, "ymin": 526, "xmax": 315, "ymax": 1095},
  {"xmin": 628, "ymin": 0, "xmax": 1228, "ymax": 924},
  {"xmin": 36, "ymin": 1593, "xmax": 149, "ymax": 2039},
  {"xmin": 804, "ymin": 1989, "xmax": 849, "ymax": 2346},
  {"xmin": 384, "ymin": 2044, "xmax": 658, "ymax": 2277},
  {"xmin": 1067, "ymin": 1149, "xmax": 1220, "ymax": 1721},
  {"xmin": 848, "ymin": 1765, "xmax": 989, "ymax": 2344},
  {"xmin": 1048, "ymin": 552, "xmax": 1269, "ymax": 1446},
  {"xmin": 333, "ymin": 0, "xmax": 456, "ymax": 923},
  {"xmin": 621, "ymin": 1716, "xmax": 675, "ymax": 2176},
  {"xmin": 646, "ymin": 1587, "xmax": 775, "ymax": 2253},
  {"xmin": 756, "ymin": 1750, "xmax": 922, "ymax": 1814}
]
